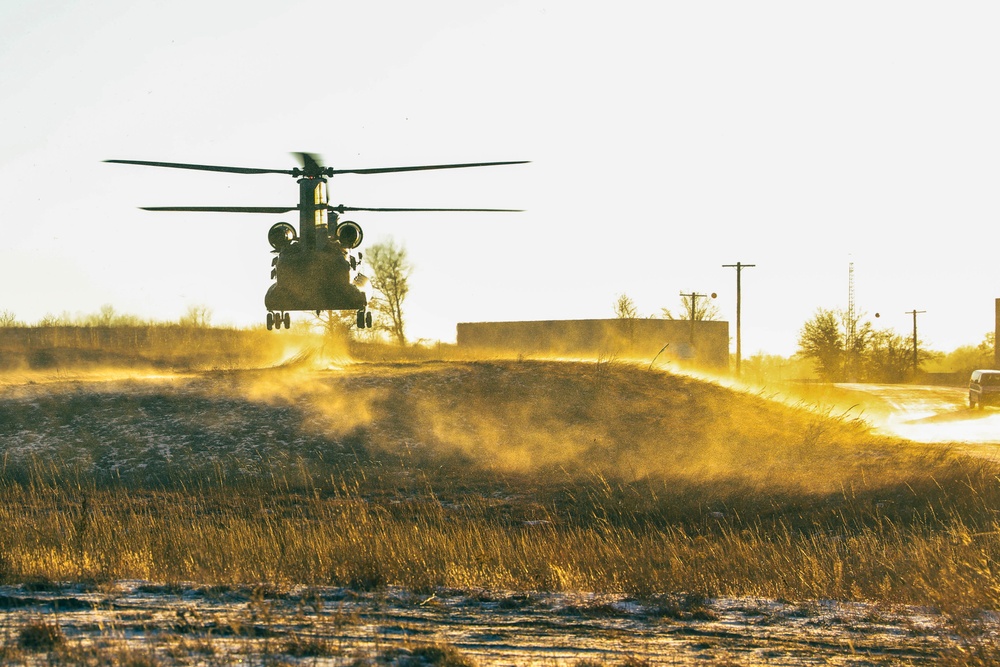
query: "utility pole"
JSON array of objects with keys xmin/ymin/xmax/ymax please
[
  {"xmin": 995, "ymin": 299, "xmax": 1000, "ymax": 369},
  {"xmin": 723, "ymin": 261, "xmax": 755, "ymax": 375},
  {"xmin": 680, "ymin": 291, "xmax": 711, "ymax": 346},
  {"xmin": 905, "ymin": 309, "xmax": 925, "ymax": 377}
]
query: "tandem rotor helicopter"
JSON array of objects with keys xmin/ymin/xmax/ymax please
[{"xmin": 106, "ymin": 153, "xmax": 527, "ymax": 330}]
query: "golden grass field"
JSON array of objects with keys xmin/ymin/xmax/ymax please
[{"xmin": 0, "ymin": 350, "xmax": 999, "ymax": 664}]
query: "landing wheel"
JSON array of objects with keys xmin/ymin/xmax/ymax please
[
  {"xmin": 365, "ymin": 311, "xmax": 372, "ymax": 328},
  {"xmin": 357, "ymin": 309, "xmax": 366, "ymax": 329},
  {"xmin": 267, "ymin": 311, "xmax": 289, "ymax": 331}
]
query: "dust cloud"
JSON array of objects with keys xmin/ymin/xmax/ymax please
[
  {"xmin": 832, "ymin": 382, "xmax": 1000, "ymax": 450},
  {"xmin": 676, "ymin": 369, "xmax": 1000, "ymax": 452},
  {"xmin": 204, "ymin": 355, "xmax": 889, "ymax": 494},
  {"xmin": 0, "ymin": 331, "xmax": 940, "ymax": 493}
]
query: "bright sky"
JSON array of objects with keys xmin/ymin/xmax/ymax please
[{"xmin": 2, "ymin": 1, "xmax": 999, "ymax": 357}]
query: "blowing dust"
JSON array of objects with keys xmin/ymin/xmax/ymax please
[
  {"xmin": 207, "ymin": 356, "xmax": 905, "ymax": 495},
  {"xmin": 0, "ymin": 333, "xmax": 947, "ymax": 497}
]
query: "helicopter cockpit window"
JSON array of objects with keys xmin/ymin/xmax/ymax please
[{"xmin": 313, "ymin": 181, "xmax": 327, "ymax": 205}]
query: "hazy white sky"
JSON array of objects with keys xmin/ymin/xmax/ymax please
[{"xmin": 2, "ymin": 1, "xmax": 998, "ymax": 356}]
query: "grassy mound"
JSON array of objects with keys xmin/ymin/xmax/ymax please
[
  {"xmin": 0, "ymin": 359, "xmax": 904, "ymax": 490},
  {"xmin": 0, "ymin": 359, "xmax": 996, "ymax": 615}
]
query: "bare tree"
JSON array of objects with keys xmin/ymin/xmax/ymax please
[
  {"xmin": 613, "ymin": 293, "xmax": 639, "ymax": 320},
  {"xmin": 614, "ymin": 293, "xmax": 639, "ymax": 344},
  {"xmin": 661, "ymin": 294, "xmax": 721, "ymax": 321},
  {"xmin": 0, "ymin": 310, "xmax": 18, "ymax": 327},
  {"xmin": 179, "ymin": 304, "xmax": 213, "ymax": 328},
  {"xmin": 312, "ymin": 310, "xmax": 352, "ymax": 338},
  {"xmin": 97, "ymin": 304, "xmax": 116, "ymax": 326},
  {"xmin": 366, "ymin": 239, "xmax": 412, "ymax": 345}
]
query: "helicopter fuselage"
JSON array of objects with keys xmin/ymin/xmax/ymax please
[
  {"xmin": 265, "ymin": 240, "xmax": 366, "ymax": 313},
  {"xmin": 263, "ymin": 176, "xmax": 368, "ymax": 327}
]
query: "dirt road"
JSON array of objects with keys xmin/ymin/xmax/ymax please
[{"xmin": 837, "ymin": 382, "xmax": 1000, "ymax": 453}]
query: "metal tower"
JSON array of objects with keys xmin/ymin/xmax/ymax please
[{"xmin": 847, "ymin": 262, "xmax": 856, "ymax": 352}]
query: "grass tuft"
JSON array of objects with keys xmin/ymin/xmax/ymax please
[
  {"xmin": 17, "ymin": 619, "xmax": 64, "ymax": 651},
  {"xmin": 401, "ymin": 643, "xmax": 478, "ymax": 666}
]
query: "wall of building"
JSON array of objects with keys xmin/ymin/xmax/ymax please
[{"xmin": 457, "ymin": 318, "xmax": 730, "ymax": 369}]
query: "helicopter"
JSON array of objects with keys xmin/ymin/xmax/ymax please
[{"xmin": 106, "ymin": 153, "xmax": 527, "ymax": 330}]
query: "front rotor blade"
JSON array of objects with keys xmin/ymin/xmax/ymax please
[
  {"xmin": 141, "ymin": 206, "xmax": 298, "ymax": 213},
  {"xmin": 329, "ymin": 160, "xmax": 529, "ymax": 175},
  {"xmin": 329, "ymin": 205, "xmax": 524, "ymax": 213},
  {"xmin": 106, "ymin": 159, "xmax": 294, "ymax": 176}
]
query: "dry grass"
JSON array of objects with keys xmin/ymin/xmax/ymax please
[{"xmin": 0, "ymin": 358, "xmax": 997, "ymax": 620}]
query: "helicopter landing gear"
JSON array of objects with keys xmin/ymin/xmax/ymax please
[
  {"xmin": 267, "ymin": 311, "xmax": 290, "ymax": 331},
  {"xmin": 356, "ymin": 309, "xmax": 373, "ymax": 329}
]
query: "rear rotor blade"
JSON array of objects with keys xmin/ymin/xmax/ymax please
[
  {"xmin": 106, "ymin": 159, "xmax": 294, "ymax": 176},
  {"xmin": 329, "ymin": 160, "xmax": 529, "ymax": 175},
  {"xmin": 141, "ymin": 206, "xmax": 298, "ymax": 213},
  {"xmin": 139, "ymin": 205, "xmax": 522, "ymax": 213}
]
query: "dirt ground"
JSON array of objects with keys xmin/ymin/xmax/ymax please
[{"xmin": 0, "ymin": 580, "xmax": 980, "ymax": 665}]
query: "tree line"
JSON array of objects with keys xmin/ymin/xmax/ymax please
[
  {"xmin": 614, "ymin": 293, "xmax": 994, "ymax": 381},
  {"xmin": 614, "ymin": 293, "xmax": 722, "ymax": 322},
  {"xmin": 798, "ymin": 308, "xmax": 993, "ymax": 382},
  {"xmin": 1, "ymin": 239, "xmax": 415, "ymax": 345},
  {"xmin": 0, "ymin": 304, "xmax": 215, "ymax": 329}
]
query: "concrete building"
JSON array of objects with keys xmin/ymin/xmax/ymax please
[{"xmin": 457, "ymin": 318, "xmax": 730, "ymax": 369}]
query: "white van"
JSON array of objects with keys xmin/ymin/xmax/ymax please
[{"xmin": 969, "ymin": 369, "xmax": 1000, "ymax": 409}]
